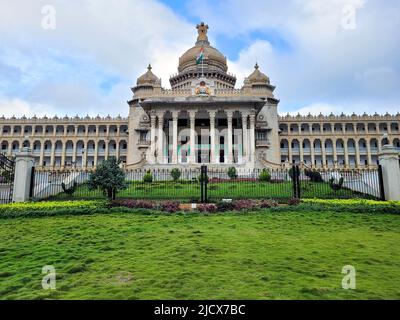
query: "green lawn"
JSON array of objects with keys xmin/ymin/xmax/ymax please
[
  {"xmin": 1, "ymin": 210, "xmax": 399, "ymax": 299},
  {"xmin": 53, "ymin": 181, "xmax": 368, "ymax": 201}
]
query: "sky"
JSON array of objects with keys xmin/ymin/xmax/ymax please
[{"xmin": 0, "ymin": 0, "xmax": 399, "ymax": 118}]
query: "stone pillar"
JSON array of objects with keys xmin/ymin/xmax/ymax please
[
  {"xmin": 288, "ymin": 139, "xmax": 293, "ymax": 164},
  {"xmin": 227, "ymin": 111, "xmax": 233, "ymax": 164},
  {"xmin": 150, "ymin": 113, "xmax": 157, "ymax": 164},
  {"xmin": 61, "ymin": 143, "xmax": 66, "ymax": 169},
  {"xmin": 242, "ymin": 114, "xmax": 248, "ymax": 163},
  {"xmin": 12, "ymin": 148, "xmax": 35, "ymax": 203},
  {"xmin": 379, "ymin": 145, "xmax": 400, "ymax": 201},
  {"xmin": 311, "ymin": 140, "xmax": 315, "ymax": 167},
  {"xmin": 333, "ymin": 142, "xmax": 338, "ymax": 169},
  {"xmin": 321, "ymin": 141, "xmax": 326, "ymax": 168},
  {"xmin": 367, "ymin": 141, "xmax": 372, "ymax": 168},
  {"xmin": 158, "ymin": 113, "xmax": 164, "ymax": 164},
  {"xmin": 249, "ymin": 113, "xmax": 256, "ymax": 164},
  {"xmin": 189, "ymin": 111, "xmax": 197, "ymax": 164},
  {"xmin": 209, "ymin": 110, "xmax": 217, "ymax": 164},
  {"xmin": 105, "ymin": 140, "xmax": 109, "ymax": 160},
  {"xmin": 355, "ymin": 141, "xmax": 361, "ymax": 168},
  {"xmin": 172, "ymin": 111, "xmax": 179, "ymax": 164},
  {"xmin": 344, "ymin": 139, "xmax": 349, "ymax": 168},
  {"xmin": 299, "ymin": 140, "xmax": 304, "ymax": 164}
]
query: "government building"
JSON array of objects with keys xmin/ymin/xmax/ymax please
[{"xmin": 1, "ymin": 23, "xmax": 399, "ymax": 170}]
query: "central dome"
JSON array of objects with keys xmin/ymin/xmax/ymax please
[{"xmin": 177, "ymin": 22, "xmax": 228, "ymax": 73}]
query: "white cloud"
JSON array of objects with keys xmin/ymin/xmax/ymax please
[{"xmin": 0, "ymin": 98, "xmax": 55, "ymax": 118}]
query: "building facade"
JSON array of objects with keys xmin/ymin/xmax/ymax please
[{"xmin": 1, "ymin": 23, "xmax": 399, "ymax": 170}]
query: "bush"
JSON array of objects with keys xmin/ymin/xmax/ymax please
[
  {"xmin": 288, "ymin": 198, "xmax": 301, "ymax": 206},
  {"xmin": 0, "ymin": 200, "xmax": 105, "ymax": 219},
  {"xmin": 258, "ymin": 169, "xmax": 271, "ymax": 182},
  {"xmin": 233, "ymin": 199, "xmax": 259, "ymax": 211},
  {"xmin": 227, "ymin": 167, "xmax": 238, "ymax": 180},
  {"xmin": 170, "ymin": 169, "xmax": 181, "ymax": 182},
  {"xmin": 329, "ymin": 177, "xmax": 344, "ymax": 191},
  {"xmin": 197, "ymin": 203, "xmax": 218, "ymax": 213},
  {"xmin": 259, "ymin": 199, "xmax": 278, "ymax": 208},
  {"xmin": 216, "ymin": 201, "xmax": 235, "ymax": 212},
  {"xmin": 305, "ymin": 169, "xmax": 323, "ymax": 183},
  {"xmin": 161, "ymin": 201, "xmax": 180, "ymax": 213},
  {"xmin": 109, "ymin": 199, "xmax": 155, "ymax": 210},
  {"xmin": 143, "ymin": 171, "xmax": 153, "ymax": 183}
]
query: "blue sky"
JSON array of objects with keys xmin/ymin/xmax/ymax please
[{"xmin": 0, "ymin": 0, "xmax": 399, "ymax": 117}]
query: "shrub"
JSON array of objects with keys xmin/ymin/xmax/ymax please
[
  {"xmin": 227, "ymin": 167, "xmax": 238, "ymax": 180},
  {"xmin": 88, "ymin": 157, "xmax": 127, "ymax": 200},
  {"xmin": 197, "ymin": 203, "xmax": 218, "ymax": 213},
  {"xmin": 233, "ymin": 199, "xmax": 258, "ymax": 211},
  {"xmin": 170, "ymin": 169, "xmax": 181, "ymax": 182},
  {"xmin": 305, "ymin": 169, "xmax": 323, "ymax": 183},
  {"xmin": 258, "ymin": 169, "xmax": 271, "ymax": 182},
  {"xmin": 143, "ymin": 170, "xmax": 153, "ymax": 183},
  {"xmin": 216, "ymin": 201, "xmax": 235, "ymax": 212},
  {"xmin": 288, "ymin": 197, "xmax": 301, "ymax": 206},
  {"xmin": 61, "ymin": 181, "xmax": 77, "ymax": 196},
  {"xmin": 109, "ymin": 199, "xmax": 155, "ymax": 210},
  {"xmin": 161, "ymin": 201, "xmax": 180, "ymax": 213},
  {"xmin": 259, "ymin": 199, "xmax": 278, "ymax": 208}
]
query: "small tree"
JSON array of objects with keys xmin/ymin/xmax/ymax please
[
  {"xmin": 143, "ymin": 170, "xmax": 153, "ymax": 183},
  {"xmin": 88, "ymin": 157, "xmax": 127, "ymax": 200},
  {"xmin": 258, "ymin": 169, "xmax": 271, "ymax": 182},
  {"xmin": 227, "ymin": 167, "xmax": 238, "ymax": 180},
  {"xmin": 170, "ymin": 168, "xmax": 181, "ymax": 182}
]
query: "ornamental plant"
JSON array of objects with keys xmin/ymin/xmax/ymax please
[
  {"xmin": 143, "ymin": 170, "xmax": 153, "ymax": 183},
  {"xmin": 227, "ymin": 167, "xmax": 238, "ymax": 180},
  {"xmin": 170, "ymin": 168, "xmax": 181, "ymax": 181},
  {"xmin": 88, "ymin": 157, "xmax": 127, "ymax": 200},
  {"xmin": 258, "ymin": 169, "xmax": 271, "ymax": 182}
]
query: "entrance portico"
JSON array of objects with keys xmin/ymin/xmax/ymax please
[{"xmin": 148, "ymin": 107, "xmax": 256, "ymax": 166}]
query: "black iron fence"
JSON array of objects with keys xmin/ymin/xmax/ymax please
[
  {"xmin": 0, "ymin": 153, "xmax": 15, "ymax": 204},
  {"xmin": 30, "ymin": 165, "xmax": 384, "ymax": 203}
]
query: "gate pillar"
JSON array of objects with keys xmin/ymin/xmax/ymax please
[
  {"xmin": 13, "ymin": 147, "xmax": 35, "ymax": 203},
  {"xmin": 378, "ymin": 145, "xmax": 400, "ymax": 201}
]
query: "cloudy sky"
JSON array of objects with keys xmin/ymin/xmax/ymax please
[{"xmin": 0, "ymin": 0, "xmax": 399, "ymax": 118}]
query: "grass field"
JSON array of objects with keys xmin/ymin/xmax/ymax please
[
  {"xmin": 1, "ymin": 210, "xmax": 399, "ymax": 300},
  {"xmin": 53, "ymin": 181, "xmax": 366, "ymax": 201}
]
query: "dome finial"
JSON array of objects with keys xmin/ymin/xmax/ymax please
[
  {"xmin": 254, "ymin": 62, "xmax": 259, "ymax": 70},
  {"xmin": 147, "ymin": 64, "xmax": 152, "ymax": 71},
  {"xmin": 196, "ymin": 22, "xmax": 210, "ymax": 45}
]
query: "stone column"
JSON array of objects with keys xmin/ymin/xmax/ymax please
[
  {"xmin": 150, "ymin": 113, "xmax": 157, "ymax": 164},
  {"xmin": 209, "ymin": 110, "xmax": 217, "ymax": 164},
  {"xmin": 39, "ymin": 143, "xmax": 45, "ymax": 168},
  {"xmin": 288, "ymin": 139, "xmax": 293, "ymax": 164},
  {"xmin": 379, "ymin": 145, "xmax": 400, "ymax": 200},
  {"xmin": 227, "ymin": 111, "xmax": 233, "ymax": 164},
  {"xmin": 172, "ymin": 111, "xmax": 179, "ymax": 164},
  {"xmin": 12, "ymin": 148, "xmax": 35, "ymax": 203},
  {"xmin": 61, "ymin": 142, "xmax": 66, "ymax": 169},
  {"xmin": 93, "ymin": 142, "xmax": 98, "ymax": 167},
  {"xmin": 367, "ymin": 141, "xmax": 372, "ymax": 168},
  {"xmin": 311, "ymin": 140, "xmax": 315, "ymax": 167},
  {"xmin": 344, "ymin": 139, "xmax": 349, "ymax": 168},
  {"xmin": 72, "ymin": 141, "xmax": 77, "ymax": 166},
  {"xmin": 242, "ymin": 113, "xmax": 248, "ymax": 163},
  {"xmin": 321, "ymin": 140, "xmax": 327, "ymax": 168},
  {"xmin": 105, "ymin": 140, "xmax": 109, "ymax": 160},
  {"xmin": 157, "ymin": 113, "xmax": 164, "ymax": 164},
  {"xmin": 50, "ymin": 142, "xmax": 55, "ymax": 169},
  {"xmin": 333, "ymin": 142, "xmax": 338, "ymax": 169},
  {"xmin": 249, "ymin": 113, "xmax": 256, "ymax": 164},
  {"xmin": 299, "ymin": 140, "xmax": 304, "ymax": 164},
  {"xmin": 189, "ymin": 111, "xmax": 197, "ymax": 164},
  {"xmin": 355, "ymin": 141, "xmax": 361, "ymax": 168}
]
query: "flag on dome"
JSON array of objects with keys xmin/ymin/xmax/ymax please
[{"xmin": 196, "ymin": 47, "xmax": 204, "ymax": 65}]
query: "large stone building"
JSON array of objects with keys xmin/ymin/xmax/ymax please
[{"xmin": 1, "ymin": 23, "xmax": 399, "ymax": 170}]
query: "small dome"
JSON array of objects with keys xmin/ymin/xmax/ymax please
[
  {"xmin": 137, "ymin": 64, "xmax": 160, "ymax": 86},
  {"xmin": 246, "ymin": 63, "xmax": 270, "ymax": 84}
]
